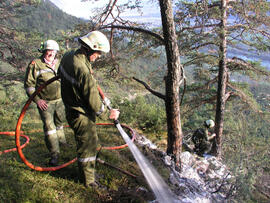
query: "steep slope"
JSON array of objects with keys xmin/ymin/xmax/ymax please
[{"xmin": 6, "ymin": 0, "xmax": 84, "ymax": 37}]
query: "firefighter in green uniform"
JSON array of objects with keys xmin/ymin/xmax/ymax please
[
  {"xmin": 192, "ymin": 119, "xmax": 216, "ymax": 157},
  {"xmin": 24, "ymin": 40, "xmax": 67, "ymax": 166},
  {"xmin": 58, "ymin": 31, "xmax": 120, "ymax": 188}
]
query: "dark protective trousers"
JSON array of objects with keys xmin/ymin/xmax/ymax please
[
  {"xmin": 66, "ymin": 110, "xmax": 98, "ymax": 185},
  {"xmin": 194, "ymin": 141, "xmax": 212, "ymax": 156}
]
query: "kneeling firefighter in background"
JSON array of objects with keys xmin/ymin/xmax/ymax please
[{"xmin": 192, "ymin": 119, "xmax": 216, "ymax": 157}]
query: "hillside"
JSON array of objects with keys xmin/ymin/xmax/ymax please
[
  {"xmin": 0, "ymin": 0, "xmax": 86, "ymax": 70},
  {"xmin": 6, "ymin": 0, "xmax": 84, "ymax": 38}
]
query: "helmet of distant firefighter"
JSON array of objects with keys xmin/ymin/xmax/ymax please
[
  {"xmin": 204, "ymin": 119, "xmax": 215, "ymax": 128},
  {"xmin": 39, "ymin": 40, "xmax": 59, "ymax": 52}
]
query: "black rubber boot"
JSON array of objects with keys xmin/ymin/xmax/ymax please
[
  {"xmin": 84, "ymin": 181, "xmax": 99, "ymax": 189},
  {"xmin": 60, "ymin": 142, "xmax": 71, "ymax": 148},
  {"xmin": 49, "ymin": 154, "xmax": 59, "ymax": 166}
]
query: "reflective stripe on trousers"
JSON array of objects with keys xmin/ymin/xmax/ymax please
[
  {"xmin": 78, "ymin": 156, "xmax": 96, "ymax": 163},
  {"xmin": 45, "ymin": 129, "xmax": 57, "ymax": 136}
]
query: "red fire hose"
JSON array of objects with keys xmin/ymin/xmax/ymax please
[
  {"xmin": 11, "ymin": 76, "xmax": 135, "ymax": 171},
  {"xmin": 0, "ymin": 131, "xmax": 29, "ymax": 155}
]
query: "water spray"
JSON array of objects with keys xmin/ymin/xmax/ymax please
[{"xmin": 98, "ymin": 87, "xmax": 176, "ymax": 203}]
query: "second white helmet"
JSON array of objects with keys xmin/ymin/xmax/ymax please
[
  {"xmin": 43, "ymin": 40, "xmax": 59, "ymax": 51},
  {"xmin": 79, "ymin": 31, "xmax": 110, "ymax": 53},
  {"xmin": 205, "ymin": 119, "xmax": 215, "ymax": 128}
]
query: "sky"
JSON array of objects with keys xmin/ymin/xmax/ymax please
[{"xmin": 48, "ymin": 0, "xmax": 161, "ymax": 26}]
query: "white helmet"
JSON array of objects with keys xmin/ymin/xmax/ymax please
[
  {"xmin": 205, "ymin": 119, "xmax": 215, "ymax": 128},
  {"xmin": 79, "ymin": 31, "xmax": 110, "ymax": 53},
  {"xmin": 43, "ymin": 40, "xmax": 59, "ymax": 51}
]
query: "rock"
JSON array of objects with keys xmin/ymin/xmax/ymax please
[
  {"xmin": 164, "ymin": 155, "xmax": 172, "ymax": 166},
  {"xmin": 133, "ymin": 131, "xmax": 234, "ymax": 202},
  {"xmin": 135, "ymin": 132, "xmax": 157, "ymax": 149}
]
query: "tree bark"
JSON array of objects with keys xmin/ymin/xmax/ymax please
[
  {"xmin": 159, "ymin": 0, "xmax": 183, "ymax": 166},
  {"xmin": 213, "ymin": 0, "xmax": 228, "ymax": 157}
]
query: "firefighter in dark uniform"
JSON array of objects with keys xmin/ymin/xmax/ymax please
[
  {"xmin": 192, "ymin": 119, "xmax": 216, "ymax": 157},
  {"xmin": 24, "ymin": 40, "xmax": 67, "ymax": 166},
  {"xmin": 58, "ymin": 31, "xmax": 120, "ymax": 188}
]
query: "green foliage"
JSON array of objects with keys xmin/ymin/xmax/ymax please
[
  {"xmin": 0, "ymin": 84, "xmax": 7, "ymax": 103},
  {"xmin": 12, "ymin": 0, "xmax": 84, "ymax": 38},
  {"xmin": 222, "ymin": 108, "xmax": 270, "ymax": 202},
  {"xmin": 0, "ymin": 61, "xmax": 16, "ymax": 73},
  {"xmin": 112, "ymin": 95, "xmax": 166, "ymax": 133},
  {"xmin": 0, "ymin": 0, "xmax": 84, "ymax": 69},
  {"xmin": 182, "ymin": 103, "xmax": 215, "ymax": 132},
  {"xmin": 0, "ymin": 78, "xmax": 28, "ymax": 131}
]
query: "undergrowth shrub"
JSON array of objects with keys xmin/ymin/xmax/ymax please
[
  {"xmin": 112, "ymin": 95, "xmax": 166, "ymax": 133},
  {"xmin": 0, "ymin": 80, "xmax": 28, "ymax": 131},
  {"xmin": 222, "ymin": 109, "xmax": 270, "ymax": 202}
]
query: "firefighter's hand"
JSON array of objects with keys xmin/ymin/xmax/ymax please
[
  {"xmin": 209, "ymin": 133, "xmax": 216, "ymax": 140},
  {"xmin": 211, "ymin": 133, "xmax": 216, "ymax": 138},
  {"xmin": 37, "ymin": 99, "xmax": 48, "ymax": 111},
  {"xmin": 109, "ymin": 109, "xmax": 120, "ymax": 120}
]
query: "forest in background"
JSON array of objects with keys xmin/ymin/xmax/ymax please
[{"xmin": 0, "ymin": 0, "xmax": 270, "ymax": 202}]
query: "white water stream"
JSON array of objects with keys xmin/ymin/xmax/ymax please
[{"xmin": 116, "ymin": 123, "xmax": 177, "ymax": 203}]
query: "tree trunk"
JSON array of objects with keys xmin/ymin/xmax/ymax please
[
  {"xmin": 159, "ymin": 0, "xmax": 183, "ymax": 166},
  {"xmin": 213, "ymin": 0, "xmax": 228, "ymax": 157}
]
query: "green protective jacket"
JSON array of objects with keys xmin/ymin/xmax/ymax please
[
  {"xmin": 192, "ymin": 127, "xmax": 214, "ymax": 155},
  {"xmin": 58, "ymin": 49, "xmax": 108, "ymax": 120},
  {"xmin": 24, "ymin": 57, "xmax": 61, "ymax": 103},
  {"xmin": 192, "ymin": 127, "xmax": 209, "ymax": 146}
]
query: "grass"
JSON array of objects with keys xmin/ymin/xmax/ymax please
[
  {"xmin": 0, "ymin": 78, "xmax": 171, "ymax": 202},
  {"xmin": 0, "ymin": 114, "xmax": 170, "ymax": 202}
]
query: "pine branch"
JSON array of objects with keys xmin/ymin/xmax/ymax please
[
  {"xmin": 188, "ymin": 77, "xmax": 218, "ymax": 92},
  {"xmin": 227, "ymin": 83, "xmax": 260, "ymax": 112},
  {"xmin": 100, "ymin": 25, "xmax": 164, "ymax": 43},
  {"xmin": 132, "ymin": 77, "xmax": 166, "ymax": 100},
  {"xmin": 227, "ymin": 57, "xmax": 270, "ymax": 76}
]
